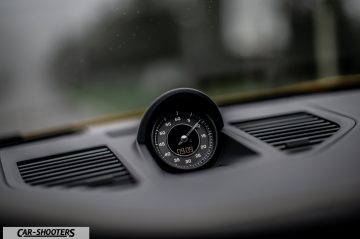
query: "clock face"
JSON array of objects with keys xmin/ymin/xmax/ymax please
[{"xmin": 152, "ymin": 111, "xmax": 217, "ymax": 170}]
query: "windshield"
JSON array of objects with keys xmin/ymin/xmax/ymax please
[{"xmin": 1, "ymin": 0, "xmax": 359, "ymax": 135}]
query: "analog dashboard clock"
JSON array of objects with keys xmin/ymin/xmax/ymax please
[
  {"xmin": 137, "ymin": 88, "xmax": 224, "ymax": 172},
  {"xmin": 152, "ymin": 111, "xmax": 217, "ymax": 170}
]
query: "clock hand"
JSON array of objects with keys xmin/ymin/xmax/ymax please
[{"xmin": 178, "ymin": 120, "xmax": 201, "ymax": 146}]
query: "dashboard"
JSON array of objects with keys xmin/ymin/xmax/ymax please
[{"xmin": 1, "ymin": 87, "xmax": 360, "ymax": 238}]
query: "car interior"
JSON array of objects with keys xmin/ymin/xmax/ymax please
[{"xmin": 1, "ymin": 0, "xmax": 360, "ymax": 238}]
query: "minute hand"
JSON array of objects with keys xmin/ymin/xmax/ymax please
[
  {"xmin": 186, "ymin": 120, "xmax": 201, "ymax": 137},
  {"xmin": 178, "ymin": 120, "xmax": 201, "ymax": 146}
]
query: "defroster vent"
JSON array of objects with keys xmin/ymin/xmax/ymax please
[
  {"xmin": 233, "ymin": 112, "xmax": 340, "ymax": 153},
  {"xmin": 17, "ymin": 146, "xmax": 135, "ymax": 188}
]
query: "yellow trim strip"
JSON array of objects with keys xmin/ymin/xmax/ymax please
[{"xmin": 214, "ymin": 74, "xmax": 360, "ymax": 105}]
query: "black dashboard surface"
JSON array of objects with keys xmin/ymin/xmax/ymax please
[{"xmin": 1, "ymin": 89, "xmax": 360, "ymax": 238}]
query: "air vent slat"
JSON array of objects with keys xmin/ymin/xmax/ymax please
[
  {"xmin": 17, "ymin": 146, "xmax": 135, "ymax": 188},
  {"xmin": 249, "ymin": 121, "xmax": 333, "ymax": 137},
  {"xmin": 244, "ymin": 120, "xmax": 328, "ymax": 135},
  {"xmin": 264, "ymin": 128, "xmax": 339, "ymax": 144},
  {"xmin": 256, "ymin": 124, "xmax": 339, "ymax": 140},
  {"xmin": 43, "ymin": 170, "xmax": 130, "ymax": 187},
  {"xmin": 19, "ymin": 154, "xmax": 116, "ymax": 176},
  {"xmin": 33, "ymin": 168, "xmax": 129, "ymax": 187},
  {"xmin": 235, "ymin": 112, "xmax": 310, "ymax": 128},
  {"xmin": 233, "ymin": 112, "xmax": 340, "ymax": 153},
  {"xmin": 239, "ymin": 116, "xmax": 319, "ymax": 131},
  {"xmin": 271, "ymin": 132, "xmax": 338, "ymax": 147},
  {"xmin": 18, "ymin": 148, "xmax": 110, "ymax": 169},
  {"xmin": 22, "ymin": 158, "xmax": 120, "ymax": 180},
  {"xmin": 25, "ymin": 162, "xmax": 123, "ymax": 185}
]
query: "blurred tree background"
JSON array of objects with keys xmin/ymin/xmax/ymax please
[{"xmin": 0, "ymin": 0, "xmax": 360, "ymax": 134}]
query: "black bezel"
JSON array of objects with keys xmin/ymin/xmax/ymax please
[
  {"xmin": 150, "ymin": 112, "xmax": 218, "ymax": 171},
  {"xmin": 137, "ymin": 88, "xmax": 224, "ymax": 172}
]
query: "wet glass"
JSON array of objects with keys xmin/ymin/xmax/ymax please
[{"xmin": 0, "ymin": 0, "xmax": 359, "ymax": 135}]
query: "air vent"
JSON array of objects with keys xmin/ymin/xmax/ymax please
[
  {"xmin": 233, "ymin": 112, "xmax": 340, "ymax": 153},
  {"xmin": 17, "ymin": 146, "xmax": 135, "ymax": 188}
]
